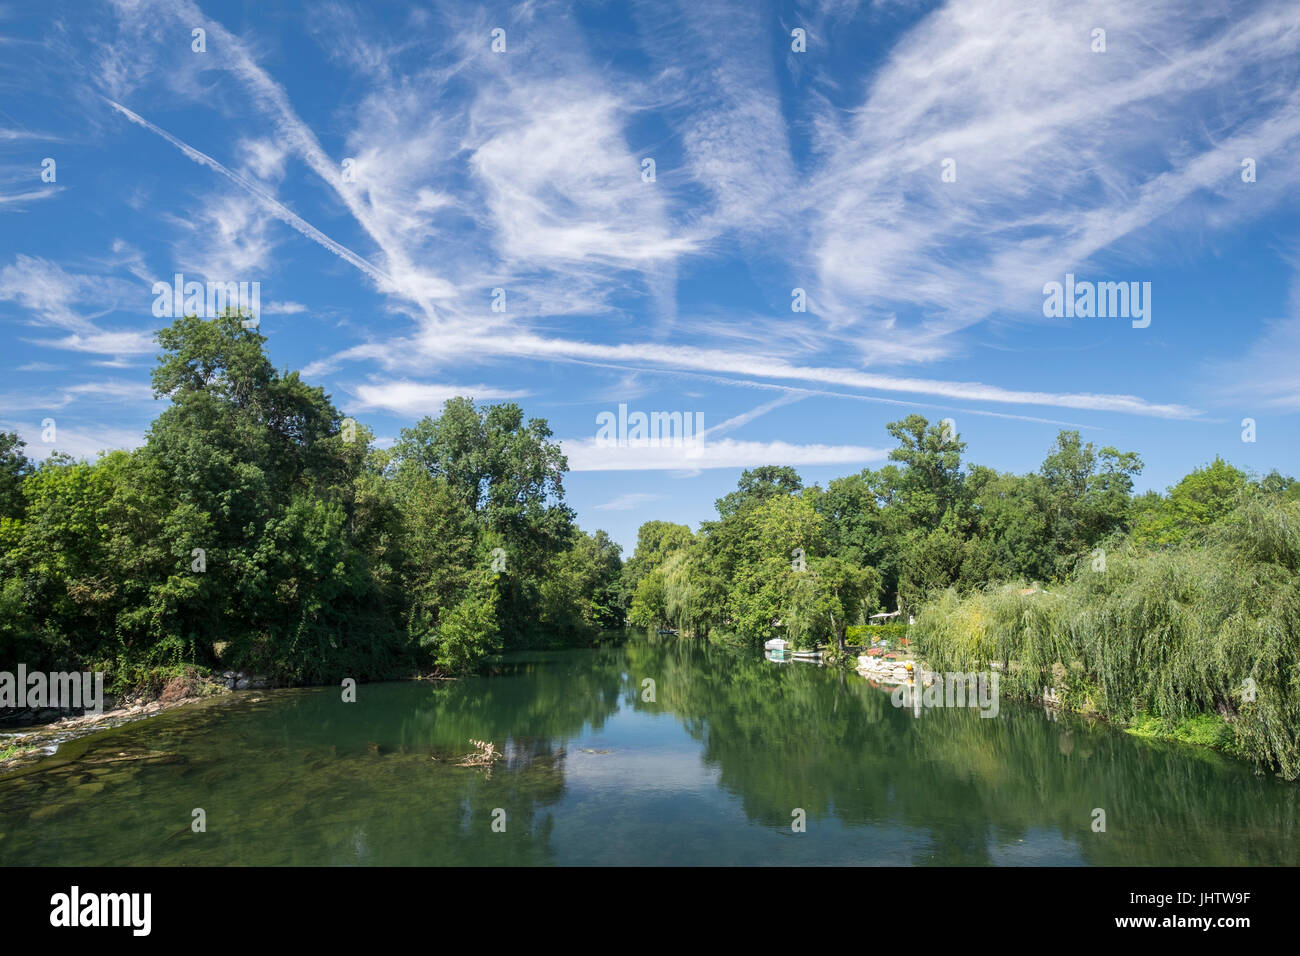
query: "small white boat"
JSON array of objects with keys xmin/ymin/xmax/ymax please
[{"xmin": 764, "ymin": 638, "xmax": 790, "ymax": 651}]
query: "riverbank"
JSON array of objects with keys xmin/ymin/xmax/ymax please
[
  {"xmin": 0, "ymin": 665, "xmax": 480, "ymax": 773},
  {"xmin": 0, "ymin": 668, "xmax": 232, "ymax": 772},
  {"xmin": 854, "ymin": 652, "xmax": 933, "ymax": 686},
  {"xmin": 852, "ymin": 648, "xmax": 1255, "ymax": 771}
]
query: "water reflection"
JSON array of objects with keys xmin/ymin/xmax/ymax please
[{"xmin": 0, "ymin": 637, "xmax": 1294, "ymax": 865}]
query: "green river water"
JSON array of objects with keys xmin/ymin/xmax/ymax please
[{"xmin": 1, "ymin": 636, "xmax": 1295, "ymax": 865}]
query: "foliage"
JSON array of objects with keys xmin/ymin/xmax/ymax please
[
  {"xmin": 0, "ymin": 313, "xmax": 621, "ymax": 687},
  {"xmin": 1130, "ymin": 457, "xmax": 1247, "ymax": 548},
  {"xmin": 0, "ymin": 431, "xmax": 31, "ymax": 520},
  {"xmin": 912, "ymin": 496, "xmax": 1300, "ymax": 779},
  {"xmin": 3, "ymin": 310, "xmax": 1296, "ymax": 789},
  {"xmin": 845, "ymin": 622, "xmax": 909, "ymax": 645}
]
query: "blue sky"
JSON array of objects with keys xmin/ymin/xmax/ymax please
[{"xmin": 1, "ymin": 0, "xmax": 1298, "ymax": 554}]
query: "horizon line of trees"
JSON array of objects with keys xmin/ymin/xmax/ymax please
[{"xmin": 622, "ymin": 422, "xmax": 1298, "ymax": 648}]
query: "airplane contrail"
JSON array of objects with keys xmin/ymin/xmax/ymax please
[{"xmin": 106, "ymin": 98, "xmax": 398, "ymax": 294}]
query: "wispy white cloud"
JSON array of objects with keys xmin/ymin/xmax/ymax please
[
  {"xmin": 0, "ymin": 186, "xmax": 61, "ymax": 207},
  {"xmin": 349, "ymin": 380, "xmax": 528, "ymax": 417},
  {"xmin": 0, "ymin": 379, "xmax": 154, "ymax": 415},
  {"xmin": 804, "ymin": 0, "xmax": 1300, "ymax": 359},
  {"xmin": 402, "ymin": 328, "xmax": 1202, "ymax": 417},
  {"xmin": 106, "ymin": 99, "xmax": 403, "ymax": 296},
  {"xmin": 564, "ymin": 436, "xmax": 890, "ymax": 471},
  {"xmin": 0, "ymin": 129, "xmax": 66, "ymax": 141},
  {"xmin": 27, "ymin": 330, "xmax": 156, "ymax": 355},
  {"xmin": 0, "ymin": 255, "xmax": 154, "ymax": 357},
  {"xmin": 15, "ymin": 361, "xmax": 64, "ymax": 372},
  {"xmin": 0, "ymin": 255, "xmax": 119, "ymax": 331},
  {"xmin": 166, "ymin": 191, "xmax": 278, "ymax": 280},
  {"xmin": 266, "ymin": 300, "xmax": 307, "ymax": 314},
  {"xmin": 239, "ymin": 137, "xmax": 289, "ymax": 183},
  {"xmin": 10, "ymin": 424, "xmax": 145, "ymax": 462},
  {"xmin": 78, "ymin": 0, "xmax": 1298, "ymax": 457},
  {"xmin": 593, "ymin": 492, "xmax": 663, "ymax": 511}
]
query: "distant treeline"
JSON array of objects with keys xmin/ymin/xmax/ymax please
[
  {"xmin": 621, "ymin": 417, "xmax": 1298, "ymax": 645},
  {"xmin": 617, "ymin": 399, "xmax": 1299, "ymax": 778}
]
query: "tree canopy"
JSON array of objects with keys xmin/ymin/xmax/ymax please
[{"xmin": 0, "ymin": 313, "xmax": 623, "ymax": 688}]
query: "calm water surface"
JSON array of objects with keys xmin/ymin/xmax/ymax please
[{"xmin": 2, "ymin": 637, "xmax": 1295, "ymax": 865}]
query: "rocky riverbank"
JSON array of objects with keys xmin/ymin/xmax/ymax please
[
  {"xmin": 855, "ymin": 653, "xmax": 936, "ymax": 686},
  {"xmin": 0, "ymin": 669, "xmax": 239, "ymax": 772}
]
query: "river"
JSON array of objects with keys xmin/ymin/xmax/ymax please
[{"xmin": 2, "ymin": 635, "xmax": 1294, "ymax": 865}]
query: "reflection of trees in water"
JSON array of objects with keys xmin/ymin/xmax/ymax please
[
  {"xmin": 0, "ymin": 654, "xmax": 630, "ymax": 866},
  {"xmin": 4, "ymin": 642, "xmax": 1294, "ymax": 865},
  {"xmin": 382, "ymin": 648, "xmax": 627, "ymax": 863},
  {"xmin": 403, "ymin": 647, "xmax": 627, "ymax": 753},
  {"xmin": 622, "ymin": 637, "xmax": 1299, "ymax": 865}
]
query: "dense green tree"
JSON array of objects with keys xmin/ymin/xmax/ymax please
[
  {"xmin": 621, "ymin": 520, "xmax": 693, "ymax": 591},
  {"xmin": 785, "ymin": 556, "xmax": 881, "ymax": 651},
  {"xmin": 540, "ymin": 529, "xmax": 625, "ymax": 635},
  {"xmin": 3, "ymin": 311, "xmax": 1293, "ymax": 716},
  {"xmin": 0, "ymin": 315, "xmax": 626, "ymax": 687},
  {"xmin": 1132, "ymin": 458, "xmax": 1247, "ymax": 548},
  {"xmin": 392, "ymin": 398, "xmax": 576, "ymax": 652},
  {"xmin": 0, "ymin": 431, "xmax": 30, "ymax": 520},
  {"xmin": 136, "ymin": 312, "xmax": 395, "ymax": 678},
  {"xmin": 1037, "ymin": 431, "xmax": 1143, "ymax": 575},
  {"xmin": 885, "ymin": 414, "xmax": 966, "ymax": 530},
  {"xmin": 714, "ymin": 465, "xmax": 802, "ymax": 519},
  {"xmin": 966, "ymin": 467, "xmax": 1051, "ymax": 583}
]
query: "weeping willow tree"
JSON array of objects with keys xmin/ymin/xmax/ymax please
[
  {"xmin": 661, "ymin": 548, "xmax": 709, "ymax": 637},
  {"xmin": 913, "ymin": 497, "xmax": 1300, "ymax": 779}
]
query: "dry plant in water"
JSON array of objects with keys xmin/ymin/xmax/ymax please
[{"xmin": 457, "ymin": 739, "xmax": 502, "ymax": 770}]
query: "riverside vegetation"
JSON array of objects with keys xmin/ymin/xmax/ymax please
[{"xmin": 1, "ymin": 312, "xmax": 1297, "ymax": 779}]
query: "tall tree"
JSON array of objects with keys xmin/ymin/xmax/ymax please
[
  {"xmin": 886, "ymin": 415, "xmax": 966, "ymax": 530},
  {"xmin": 714, "ymin": 465, "xmax": 803, "ymax": 519}
]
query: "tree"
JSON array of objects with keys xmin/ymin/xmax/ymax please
[
  {"xmin": 0, "ymin": 431, "xmax": 31, "ymax": 520},
  {"xmin": 785, "ymin": 556, "xmax": 880, "ymax": 651},
  {"xmin": 541, "ymin": 529, "xmax": 625, "ymax": 635},
  {"xmin": 620, "ymin": 520, "xmax": 693, "ymax": 614},
  {"xmin": 1132, "ymin": 458, "xmax": 1247, "ymax": 548},
  {"xmin": 393, "ymin": 398, "xmax": 575, "ymax": 651},
  {"xmin": 886, "ymin": 415, "xmax": 966, "ymax": 530},
  {"xmin": 135, "ymin": 311, "xmax": 397, "ymax": 680},
  {"xmin": 966, "ymin": 467, "xmax": 1051, "ymax": 582},
  {"xmin": 1038, "ymin": 431, "xmax": 1142, "ymax": 576},
  {"xmin": 714, "ymin": 465, "xmax": 803, "ymax": 519}
]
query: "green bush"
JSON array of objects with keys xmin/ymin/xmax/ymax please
[{"xmin": 845, "ymin": 622, "xmax": 908, "ymax": 645}]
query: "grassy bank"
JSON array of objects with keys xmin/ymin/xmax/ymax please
[{"xmin": 911, "ymin": 497, "xmax": 1300, "ymax": 780}]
